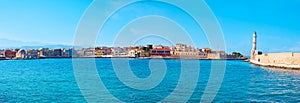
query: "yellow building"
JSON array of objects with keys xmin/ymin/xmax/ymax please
[{"xmin": 95, "ymin": 50, "xmax": 104, "ymax": 57}]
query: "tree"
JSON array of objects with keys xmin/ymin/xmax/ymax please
[
  {"xmin": 145, "ymin": 46, "xmax": 151, "ymax": 57},
  {"xmin": 232, "ymin": 52, "xmax": 244, "ymax": 58}
]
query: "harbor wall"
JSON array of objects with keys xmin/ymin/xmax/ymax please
[{"xmin": 251, "ymin": 52, "xmax": 300, "ymax": 69}]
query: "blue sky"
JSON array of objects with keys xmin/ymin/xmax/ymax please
[{"xmin": 0, "ymin": 0, "xmax": 299, "ymax": 55}]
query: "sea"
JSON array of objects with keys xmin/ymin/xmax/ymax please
[{"xmin": 0, "ymin": 58, "xmax": 300, "ymax": 102}]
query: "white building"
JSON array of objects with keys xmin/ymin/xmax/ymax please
[
  {"xmin": 129, "ymin": 50, "xmax": 136, "ymax": 58},
  {"xmin": 16, "ymin": 49, "xmax": 26, "ymax": 59},
  {"xmin": 112, "ymin": 47, "xmax": 129, "ymax": 57}
]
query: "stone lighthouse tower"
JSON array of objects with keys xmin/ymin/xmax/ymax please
[{"xmin": 251, "ymin": 31, "xmax": 257, "ymax": 60}]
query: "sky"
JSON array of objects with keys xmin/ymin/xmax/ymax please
[{"xmin": 0, "ymin": 0, "xmax": 299, "ymax": 55}]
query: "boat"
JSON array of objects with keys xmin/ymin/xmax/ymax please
[
  {"xmin": 243, "ymin": 59, "xmax": 250, "ymax": 62},
  {"xmin": 0, "ymin": 55, "xmax": 7, "ymax": 60}
]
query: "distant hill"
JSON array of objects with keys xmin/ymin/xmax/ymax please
[
  {"xmin": 20, "ymin": 45, "xmax": 73, "ymax": 49},
  {"xmin": 0, "ymin": 38, "xmax": 72, "ymax": 49}
]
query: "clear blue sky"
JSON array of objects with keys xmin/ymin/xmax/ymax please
[{"xmin": 0, "ymin": 0, "xmax": 299, "ymax": 55}]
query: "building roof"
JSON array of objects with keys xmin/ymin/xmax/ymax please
[{"xmin": 152, "ymin": 47, "xmax": 171, "ymax": 51}]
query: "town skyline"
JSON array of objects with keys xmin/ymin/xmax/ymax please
[
  {"xmin": 0, "ymin": 43, "xmax": 246, "ymax": 60},
  {"xmin": 0, "ymin": 1, "xmax": 299, "ymax": 102},
  {"xmin": 0, "ymin": 0, "xmax": 300, "ymax": 55},
  {"xmin": 0, "ymin": 41, "xmax": 246, "ymax": 57}
]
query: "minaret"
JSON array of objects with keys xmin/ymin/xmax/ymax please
[{"xmin": 251, "ymin": 31, "xmax": 257, "ymax": 60}]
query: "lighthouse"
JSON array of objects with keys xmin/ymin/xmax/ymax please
[{"xmin": 251, "ymin": 31, "xmax": 257, "ymax": 60}]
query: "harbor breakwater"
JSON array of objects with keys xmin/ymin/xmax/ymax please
[{"xmin": 250, "ymin": 52, "xmax": 300, "ymax": 69}]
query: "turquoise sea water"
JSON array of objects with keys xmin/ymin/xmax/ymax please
[{"xmin": 0, "ymin": 58, "xmax": 300, "ymax": 102}]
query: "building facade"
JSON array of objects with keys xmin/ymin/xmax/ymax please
[
  {"xmin": 4, "ymin": 49, "xmax": 17, "ymax": 59},
  {"xmin": 26, "ymin": 49, "xmax": 39, "ymax": 59},
  {"xmin": 151, "ymin": 46, "xmax": 171, "ymax": 57},
  {"xmin": 112, "ymin": 47, "xmax": 129, "ymax": 57},
  {"xmin": 16, "ymin": 49, "xmax": 26, "ymax": 59},
  {"xmin": 172, "ymin": 43, "xmax": 199, "ymax": 57},
  {"xmin": 53, "ymin": 49, "xmax": 62, "ymax": 57}
]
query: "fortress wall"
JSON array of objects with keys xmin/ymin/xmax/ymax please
[
  {"xmin": 295, "ymin": 58, "xmax": 300, "ymax": 65},
  {"xmin": 294, "ymin": 53, "xmax": 300, "ymax": 65},
  {"xmin": 255, "ymin": 52, "xmax": 300, "ymax": 65},
  {"xmin": 266, "ymin": 52, "xmax": 293, "ymax": 57},
  {"xmin": 293, "ymin": 53, "xmax": 300, "ymax": 57}
]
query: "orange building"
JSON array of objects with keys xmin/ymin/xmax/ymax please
[{"xmin": 203, "ymin": 48, "xmax": 212, "ymax": 53}]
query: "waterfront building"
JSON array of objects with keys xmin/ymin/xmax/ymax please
[
  {"xmin": 4, "ymin": 49, "xmax": 17, "ymax": 59},
  {"xmin": 62, "ymin": 49, "xmax": 68, "ymax": 57},
  {"xmin": 83, "ymin": 49, "xmax": 95, "ymax": 57},
  {"xmin": 129, "ymin": 50, "xmax": 136, "ymax": 58},
  {"xmin": 207, "ymin": 51, "xmax": 226, "ymax": 59},
  {"xmin": 202, "ymin": 48, "xmax": 212, "ymax": 53},
  {"xmin": 174, "ymin": 43, "xmax": 187, "ymax": 51},
  {"xmin": 95, "ymin": 47, "xmax": 112, "ymax": 57},
  {"xmin": 127, "ymin": 46, "xmax": 139, "ymax": 58},
  {"xmin": 46, "ymin": 50, "xmax": 53, "ymax": 57},
  {"xmin": 95, "ymin": 49, "xmax": 104, "ymax": 57},
  {"xmin": 137, "ymin": 49, "xmax": 146, "ymax": 57},
  {"xmin": 0, "ymin": 50, "xmax": 5, "ymax": 59},
  {"xmin": 103, "ymin": 47, "xmax": 112, "ymax": 55},
  {"xmin": 71, "ymin": 49, "xmax": 77, "ymax": 57},
  {"xmin": 0, "ymin": 50, "xmax": 4, "ymax": 57},
  {"xmin": 16, "ymin": 49, "xmax": 26, "ymax": 59},
  {"xmin": 172, "ymin": 43, "xmax": 199, "ymax": 58},
  {"xmin": 151, "ymin": 45, "xmax": 171, "ymax": 57},
  {"xmin": 76, "ymin": 50, "xmax": 85, "ymax": 57},
  {"xmin": 38, "ymin": 48, "xmax": 50, "ymax": 57},
  {"xmin": 62, "ymin": 48, "xmax": 75, "ymax": 57},
  {"xmin": 171, "ymin": 43, "xmax": 233, "ymax": 59},
  {"xmin": 199, "ymin": 51, "xmax": 208, "ymax": 58},
  {"xmin": 112, "ymin": 47, "xmax": 129, "ymax": 57},
  {"xmin": 26, "ymin": 49, "xmax": 38, "ymax": 59},
  {"xmin": 53, "ymin": 49, "xmax": 62, "ymax": 57},
  {"xmin": 126, "ymin": 46, "xmax": 145, "ymax": 58}
]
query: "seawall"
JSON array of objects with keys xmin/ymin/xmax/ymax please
[{"xmin": 250, "ymin": 60, "xmax": 300, "ymax": 69}]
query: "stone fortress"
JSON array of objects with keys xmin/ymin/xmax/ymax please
[{"xmin": 250, "ymin": 32, "xmax": 300, "ymax": 69}]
